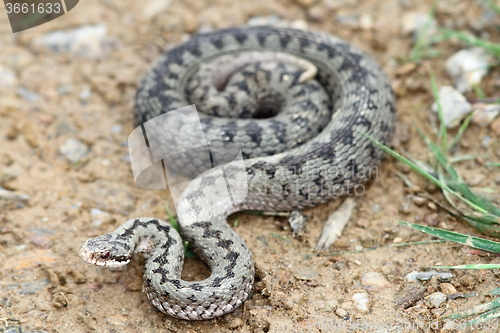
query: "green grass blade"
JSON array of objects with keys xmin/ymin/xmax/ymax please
[
  {"xmin": 399, "ymin": 221, "xmax": 500, "ymax": 253},
  {"xmin": 444, "ymin": 297, "xmax": 500, "ymax": 320},
  {"xmin": 434, "ymin": 264, "xmax": 500, "ymax": 269},
  {"xmin": 430, "ymin": 72, "xmax": 448, "ymax": 152},
  {"xmin": 437, "ymin": 29, "xmax": 500, "ymax": 55},
  {"xmin": 467, "ymin": 306, "xmax": 500, "ymax": 326},
  {"xmin": 408, "ymin": 9, "xmax": 433, "ymax": 61},
  {"xmin": 165, "ymin": 205, "xmax": 195, "ymax": 258},
  {"xmin": 450, "ymin": 112, "xmax": 474, "ymax": 151}
]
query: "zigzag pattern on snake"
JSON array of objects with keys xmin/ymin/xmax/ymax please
[{"xmin": 79, "ymin": 26, "xmax": 396, "ymax": 321}]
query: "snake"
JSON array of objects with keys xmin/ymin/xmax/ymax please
[{"xmin": 79, "ymin": 26, "xmax": 396, "ymax": 321}]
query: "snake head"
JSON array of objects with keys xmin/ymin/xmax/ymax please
[{"xmin": 79, "ymin": 234, "xmax": 132, "ymax": 267}]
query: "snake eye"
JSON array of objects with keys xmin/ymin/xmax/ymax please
[{"xmin": 100, "ymin": 252, "xmax": 110, "ymax": 260}]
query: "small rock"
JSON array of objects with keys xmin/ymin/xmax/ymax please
[
  {"xmin": 472, "ymin": 103, "xmax": 500, "ymax": 127},
  {"xmin": 0, "ymin": 188, "xmax": 29, "ymax": 201},
  {"xmin": 481, "ymin": 135, "xmax": 492, "ymax": 148},
  {"xmin": 59, "ymin": 138, "xmax": 89, "ymax": 163},
  {"xmin": 19, "ymin": 279, "xmax": 50, "ymax": 294},
  {"xmin": 79, "ymin": 85, "xmax": 91, "ymax": 101},
  {"xmin": 405, "ymin": 270, "xmax": 453, "ymax": 282},
  {"xmin": 33, "ymin": 24, "xmax": 117, "ymax": 59},
  {"xmin": 440, "ymin": 283, "xmax": 457, "ymax": 295},
  {"xmin": 247, "ymin": 15, "xmax": 281, "ymax": 27},
  {"xmin": 412, "ymin": 196, "xmax": 427, "ymax": 206},
  {"xmin": 294, "ymin": 268, "xmax": 318, "ymax": 281},
  {"xmin": 491, "ymin": 116, "xmax": 500, "ymax": 135},
  {"xmin": 396, "ymin": 62, "xmax": 417, "ymax": 76},
  {"xmin": 0, "ymin": 65, "xmax": 17, "ymax": 88},
  {"xmin": 182, "ymin": 12, "xmax": 198, "ymax": 33},
  {"xmin": 371, "ymin": 204, "xmax": 381, "ymax": 214},
  {"xmin": 427, "ymin": 292, "xmax": 447, "ymax": 308},
  {"xmin": 445, "ymin": 48, "xmax": 493, "ymax": 93},
  {"xmin": 57, "ymin": 84, "xmax": 73, "ymax": 95},
  {"xmin": 399, "ymin": 202, "xmax": 411, "ymax": 215},
  {"xmin": 336, "ymin": 14, "xmax": 360, "ymax": 28},
  {"xmin": 17, "ymin": 87, "xmax": 41, "ymax": 102},
  {"xmin": 359, "ymin": 14, "xmax": 373, "ymax": 30},
  {"xmin": 290, "ymin": 20, "xmax": 308, "ymax": 30},
  {"xmin": 308, "ymin": 5, "xmax": 327, "ymax": 22},
  {"xmin": 401, "ymin": 12, "xmax": 437, "ymax": 40},
  {"xmin": 111, "ymin": 124, "xmax": 123, "ymax": 133},
  {"xmin": 432, "ymin": 86, "xmax": 472, "ymax": 128},
  {"xmin": 423, "ymin": 213, "xmax": 439, "ymax": 226},
  {"xmin": 227, "ymin": 317, "xmax": 244, "ymax": 329},
  {"xmin": 142, "ymin": 0, "xmax": 171, "ymax": 18},
  {"xmin": 335, "ymin": 307, "xmax": 349, "ymax": 319},
  {"xmin": 352, "ymin": 292, "xmax": 370, "ymax": 313},
  {"xmin": 362, "ymin": 272, "xmax": 390, "ymax": 291},
  {"xmin": 90, "ymin": 208, "xmax": 112, "ymax": 228},
  {"xmin": 428, "ymin": 202, "xmax": 437, "ymax": 211}
]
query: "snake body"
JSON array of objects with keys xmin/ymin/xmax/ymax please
[{"xmin": 79, "ymin": 26, "xmax": 396, "ymax": 320}]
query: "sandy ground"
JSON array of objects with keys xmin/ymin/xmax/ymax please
[{"xmin": 1, "ymin": 0, "xmax": 500, "ymax": 332}]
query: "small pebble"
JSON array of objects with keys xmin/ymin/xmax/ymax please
[
  {"xmin": 359, "ymin": 14, "xmax": 373, "ymax": 30},
  {"xmin": 0, "ymin": 65, "xmax": 17, "ymax": 88},
  {"xmin": 440, "ymin": 283, "xmax": 457, "ymax": 295},
  {"xmin": 427, "ymin": 291, "xmax": 447, "ymax": 308},
  {"xmin": 79, "ymin": 85, "xmax": 91, "ymax": 101},
  {"xmin": 481, "ymin": 136, "xmax": 492, "ymax": 149},
  {"xmin": 431, "ymin": 86, "xmax": 471, "ymax": 128},
  {"xmin": 307, "ymin": 5, "xmax": 327, "ymax": 22},
  {"xmin": 405, "ymin": 270, "xmax": 453, "ymax": 282},
  {"xmin": 335, "ymin": 307, "xmax": 349, "ymax": 319},
  {"xmin": 412, "ymin": 196, "xmax": 427, "ymax": 206},
  {"xmin": 90, "ymin": 208, "xmax": 112, "ymax": 228},
  {"xmin": 227, "ymin": 317, "xmax": 244, "ymax": 329},
  {"xmin": 247, "ymin": 15, "xmax": 281, "ymax": 27},
  {"xmin": 472, "ymin": 103, "xmax": 500, "ymax": 127},
  {"xmin": 491, "ymin": 116, "xmax": 500, "ymax": 135},
  {"xmin": 371, "ymin": 204, "xmax": 381, "ymax": 214},
  {"xmin": 111, "ymin": 124, "xmax": 122, "ymax": 133},
  {"xmin": 399, "ymin": 202, "xmax": 411, "ymax": 214},
  {"xmin": 427, "ymin": 202, "xmax": 437, "ymax": 211},
  {"xmin": 142, "ymin": 0, "xmax": 171, "ymax": 18},
  {"xmin": 362, "ymin": 272, "xmax": 390, "ymax": 291},
  {"xmin": 352, "ymin": 292, "xmax": 370, "ymax": 313},
  {"xmin": 336, "ymin": 14, "xmax": 360, "ymax": 27},
  {"xmin": 17, "ymin": 87, "xmax": 41, "ymax": 102},
  {"xmin": 445, "ymin": 48, "xmax": 493, "ymax": 93},
  {"xmin": 0, "ymin": 188, "xmax": 29, "ymax": 201},
  {"xmin": 401, "ymin": 12, "xmax": 437, "ymax": 40},
  {"xmin": 59, "ymin": 138, "xmax": 89, "ymax": 163},
  {"xmin": 423, "ymin": 213, "xmax": 439, "ymax": 226},
  {"xmin": 57, "ymin": 84, "xmax": 73, "ymax": 95},
  {"xmin": 19, "ymin": 279, "xmax": 50, "ymax": 294},
  {"xmin": 33, "ymin": 24, "xmax": 116, "ymax": 59}
]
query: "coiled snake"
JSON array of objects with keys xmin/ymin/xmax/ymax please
[{"xmin": 79, "ymin": 26, "xmax": 396, "ymax": 320}]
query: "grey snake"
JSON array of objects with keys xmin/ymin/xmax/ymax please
[{"xmin": 79, "ymin": 25, "xmax": 396, "ymax": 321}]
